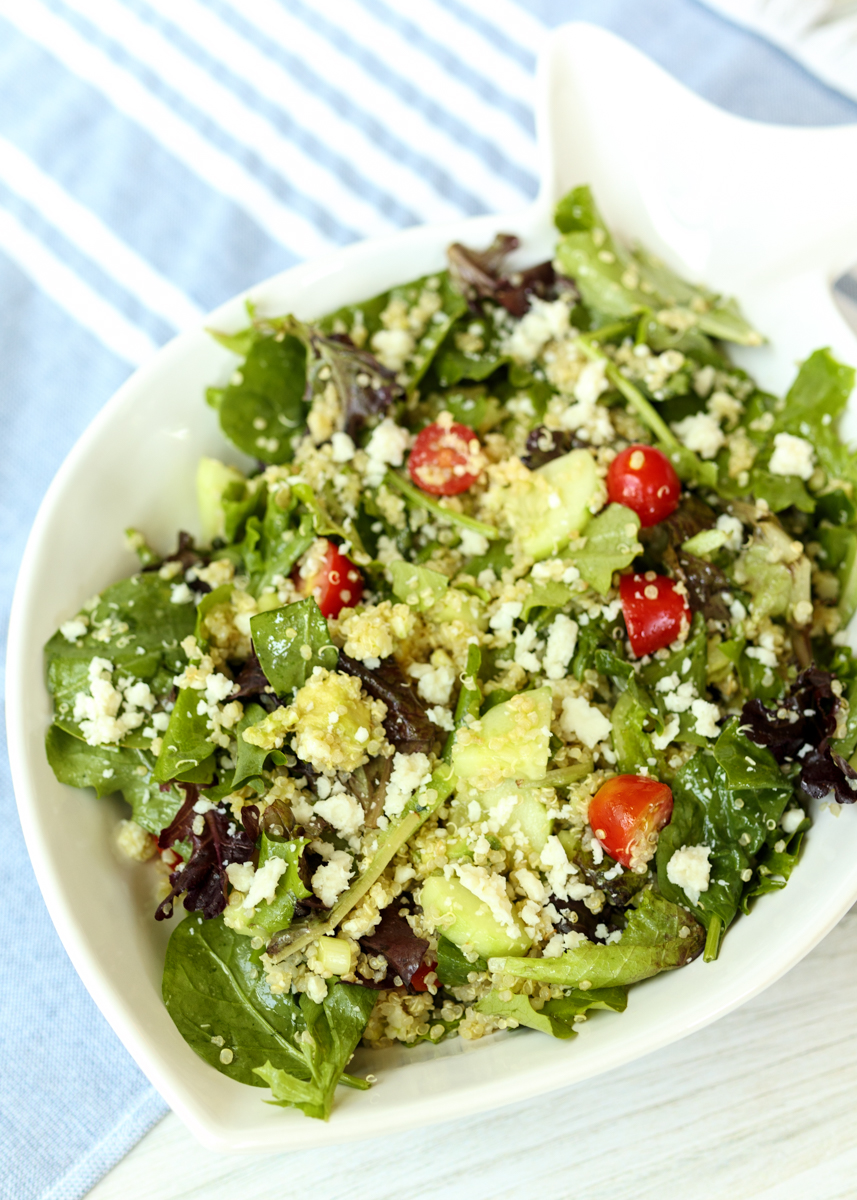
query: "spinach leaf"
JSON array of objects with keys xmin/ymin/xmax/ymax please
[
  {"xmin": 389, "ymin": 561, "xmax": 448, "ymax": 611},
  {"xmin": 655, "ymin": 752, "xmax": 793, "ymax": 956},
  {"xmin": 435, "ymin": 310, "xmax": 509, "ymax": 388},
  {"xmin": 153, "ymin": 687, "xmax": 216, "ymax": 784},
  {"xmin": 741, "ymin": 811, "xmax": 811, "ymax": 912},
  {"xmin": 211, "ymin": 332, "xmax": 308, "ymax": 465},
  {"xmin": 749, "ymin": 468, "xmax": 814, "ymax": 514},
  {"xmin": 640, "ymin": 614, "xmax": 710, "ymax": 746},
  {"xmin": 46, "ymin": 573, "xmax": 196, "ymax": 736},
  {"xmin": 435, "ymin": 934, "xmax": 487, "ymax": 987},
  {"xmin": 255, "ymin": 981, "xmax": 376, "ymax": 1120},
  {"xmin": 712, "ymin": 718, "xmax": 785, "ymax": 790},
  {"xmin": 231, "ymin": 703, "xmax": 271, "ymax": 789},
  {"xmin": 163, "ymin": 913, "xmax": 373, "ymax": 1118},
  {"xmin": 44, "ymin": 723, "xmax": 180, "ymax": 834},
  {"xmin": 250, "ymin": 598, "xmax": 338, "ymax": 697},
  {"xmin": 490, "ymin": 891, "xmax": 703, "ymax": 988},
  {"xmin": 569, "ymin": 504, "xmax": 641, "ymax": 594},
  {"xmin": 476, "ymin": 986, "xmax": 627, "ymax": 1039}
]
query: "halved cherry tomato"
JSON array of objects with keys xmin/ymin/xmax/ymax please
[
  {"xmin": 607, "ymin": 444, "xmax": 681, "ymax": 528},
  {"xmin": 294, "ymin": 539, "xmax": 363, "ymax": 618},
  {"xmin": 589, "ymin": 775, "xmax": 674, "ymax": 871},
  {"xmin": 620, "ymin": 572, "xmax": 690, "ymax": 657},
  {"xmin": 408, "ymin": 420, "xmax": 481, "ymax": 495},
  {"xmin": 410, "ymin": 959, "xmax": 436, "ymax": 993}
]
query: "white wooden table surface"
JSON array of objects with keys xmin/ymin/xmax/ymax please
[{"xmin": 86, "ymin": 289, "xmax": 857, "ymax": 1200}]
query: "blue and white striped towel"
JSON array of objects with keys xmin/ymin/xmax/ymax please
[{"xmin": 1, "ymin": 3, "xmax": 856, "ymax": 1198}]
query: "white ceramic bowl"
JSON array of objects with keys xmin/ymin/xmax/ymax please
[{"xmin": 9, "ymin": 23, "xmax": 857, "ymax": 1152}]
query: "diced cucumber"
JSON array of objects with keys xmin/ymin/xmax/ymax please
[
  {"xmin": 475, "ymin": 780, "xmax": 553, "ymax": 854},
  {"xmin": 314, "ymin": 936, "xmax": 352, "ymax": 976},
  {"xmin": 452, "ymin": 687, "xmax": 552, "ymax": 789},
  {"xmin": 196, "ymin": 457, "xmax": 245, "ymax": 543},
  {"xmin": 429, "ymin": 587, "xmax": 489, "ymax": 631},
  {"xmin": 420, "ymin": 874, "xmax": 532, "ymax": 959},
  {"xmin": 505, "ymin": 449, "xmax": 598, "ymax": 560}
]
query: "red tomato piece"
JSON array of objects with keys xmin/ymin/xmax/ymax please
[
  {"xmin": 606, "ymin": 444, "xmax": 681, "ymax": 528},
  {"xmin": 409, "ymin": 959, "xmax": 436, "ymax": 993},
  {"xmin": 408, "ymin": 420, "xmax": 481, "ymax": 495},
  {"xmin": 589, "ymin": 775, "xmax": 674, "ymax": 871},
  {"xmin": 620, "ymin": 572, "xmax": 690, "ymax": 657},
  {"xmin": 295, "ymin": 539, "xmax": 363, "ymax": 618}
]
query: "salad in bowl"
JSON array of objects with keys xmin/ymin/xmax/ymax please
[{"xmin": 41, "ymin": 184, "xmax": 857, "ymax": 1122}]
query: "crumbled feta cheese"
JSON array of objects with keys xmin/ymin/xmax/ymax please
[
  {"xmin": 672, "ymin": 412, "xmax": 725, "ymax": 459},
  {"xmin": 543, "ymin": 614, "xmax": 579, "ymax": 681},
  {"xmin": 458, "ymin": 527, "xmax": 489, "ymax": 557},
  {"xmin": 539, "ymin": 835, "xmax": 592, "ymax": 903},
  {"xmin": 60, "ymin": 617, "xmax": 88, "ymax": 643},
  {"xmin": 243, "ymin": 857, "xmax": 287, "ymax": 910},
  {"xmin": 662, "ymin": 681, "xmax": 697, "ymax": 714},
  {"xmin": 225, "ymin": 861, "xmax": 256, "ymax": 893},
  {"xmin": 330, "ymin": 431, "xmax": 356, "ymax": 462},
  {"xmin": 502, "ymin": 297, "xmax": 570, "ymax": 363},
  {"xmin": 513, "ymin": 623, "xmax": 542, "ymax": 674},
  {"xmin": 716, "ymin": 513, "xmax": 744, "ymax": 552},
  {"xmin": 651, "ymin": 714, "xmax": 680, "ymax": 751},
  {"xmin": 453, "ymin": 863, "xmax": 517, "ymax": 931},
  {"xmin": 691, "ymin": 698, "xmax": 721, "ymax": 739},
  {"xmin": 314, "ymin": 785, "xmax": 364, "ymax": 839},
  {"xmin": 666, "ymin": 843, "xmax": 711, "ymax": 906},
  {"xmin": 371, "ymin": 327, "xmax": 415, "ymax": 373},
  {"xmin": 489, "ymin": 600, "xmax": 523, "ymax": 633},
  {"xmin": 311, "ymin": 850, "xmax": 353, "ymax": 907},
  {"xmin": 768, "ymin": 433, "xmax": 815, "ymax": 480},
  {"xmin": 425, "ymin": 704, "xmax": 454, "ymax": 731},
  {"xmin": 364, "ymin": 418, "xmax": 410, "ymax": 486},
  {"xmin": 170, "ymin": 582, "xmax": 194, "ymax": 605},
  {"xmin": 408, "ymin": 660, "xmax": 456, "ymax": 706},
  {"xmin": 560, "ymin": 696, "xmax": 611, "ymax": 748},
  {"xmin": 383, "ymin": 751, "xmax": 433, "ymax": 820}
]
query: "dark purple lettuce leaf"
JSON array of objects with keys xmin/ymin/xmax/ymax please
[
  {"xmin": 359, "ymin": 905, "xmax": 429, "ymax": 991},
  {"xmin": 521, "ymin": 426, "xmax": 584, "ymax": 469},
  {"xmin": 742, "ymin": 666, "xmax": 857, "ymax": 804},
  {"xmin": 155, "ymin": 784, "xmax": 257, "ymax": 921},
  {"xmin": 338, "ymin": 653, "xmax": 440, "ymax": 753},
  {"xmin": 228, "ymin": 648, "xmax": 275, "ymax": 706},
  {"xmin": 309, "ymin": 332, "xmax": 404, "ymax": 442},
  {"xmin": 640, "ymin": 496, "xmax": 731, "ymax": 620},
  {"xmin": 447, "ymin": 234, "xmax": 558, "ymax": 317}
]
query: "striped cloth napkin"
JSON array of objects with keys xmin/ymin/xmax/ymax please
[{"xmin": 1, "ymin": 3, "xmax": 855, "ymax": 1198}]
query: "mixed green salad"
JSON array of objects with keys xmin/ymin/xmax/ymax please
[{"xmin": 45, "ymin": 186, "xmax": 857, "ymax": 1121}]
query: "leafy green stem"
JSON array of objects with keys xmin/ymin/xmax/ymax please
[
  {"xmin": 270, "ymin": 765, "xmax": 456, "ymax": 961},
  {"xmin": 384, "ymin": 471, "xmax": 499, "ymax": 539},
  {"xmin": 703, "ymin": 915, "xmax": 722, "ymax": 963},
  {"xmin": 577, "ymin": 339, "xmax": 678, "ymax": 451}
]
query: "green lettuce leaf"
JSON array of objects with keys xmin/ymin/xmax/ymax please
[
  {"xmin": 476, "ymin": 986, "xmax": 627, "ymax": 1039},
  {"xmin": 435, "ymin": 934, "xmax": 487, "ymax": 987},
  {"xmin": 569, "ymin": 503, "xmax": 641, "ymax": 594},
  {"xmin": 770, "ymin": 349, "xmax": 857, "ymax": 486},
  {"xmin": 488, "ymin": 890, "xmax": 703, "ymax": 988},
  {"xmin": 389, "ymin": 561, "xmax": 449, "ymax": 611}
]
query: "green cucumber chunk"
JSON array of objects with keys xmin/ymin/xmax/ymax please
[{"xmin": 420, "ymin": 874, "xmax": 532, "ymax": 959}]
